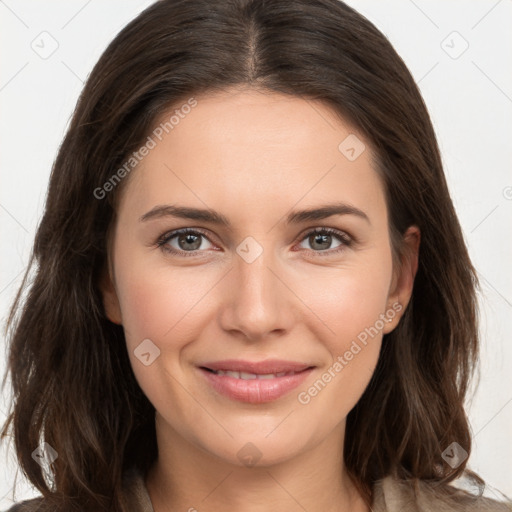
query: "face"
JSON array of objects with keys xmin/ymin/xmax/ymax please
[{"xmin": 102, "ymin": 87, "xmax": 419, "ymax": 467}]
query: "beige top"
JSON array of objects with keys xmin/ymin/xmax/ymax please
[{"xmin": 6, "ymin": 466, "xmax": 512, "ymax": 511}]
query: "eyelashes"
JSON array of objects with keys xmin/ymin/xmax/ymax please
[
  {"xmin": 156, "ymin": 227, "xmax": 217, "ymax": 257},
  {"xmin": 155, "ymin": 227, "xmax": 353, "ymax": 258}
]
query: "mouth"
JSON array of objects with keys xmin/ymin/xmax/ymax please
[
  {"xmin": 200, "ymin": 368, "xmax": 307, "ymax": 379},
  {"xmin": 197, "ymin": 359, "xmax": 315, "ymax": 403}
]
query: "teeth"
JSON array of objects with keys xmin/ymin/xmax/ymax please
[
  {"xmin": 240, "ymin": 371, "xmax": 257, "ymax": 380},
  {"xmin": 212, "ymin": 370, "xmax": 298, "ymax": 379}
]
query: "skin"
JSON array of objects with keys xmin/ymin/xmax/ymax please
[{"xmin": 101, "ymin": 86, "xmax": 420, "ymax": 512}]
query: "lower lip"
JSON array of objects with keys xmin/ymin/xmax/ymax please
[{"xmin": 199, "ymin": 367, "xmax": 314, "ymax": 404}]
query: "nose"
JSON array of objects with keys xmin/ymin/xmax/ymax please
[{"xmin": 218, "ymin": 244, "xmax": 296, "ymax": 342}]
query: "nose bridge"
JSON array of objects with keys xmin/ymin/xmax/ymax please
[
  {"xmin": 220, "ymin": 236, "xmax": 292, "ymax": 339},
  {"xmin": 237, "ymin": 249, "xmax": 275, "ymax": 304}
]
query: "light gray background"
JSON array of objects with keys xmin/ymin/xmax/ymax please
[{"xmin": 1, "ymin": 0, "xmax": 511, "ymax": 507}]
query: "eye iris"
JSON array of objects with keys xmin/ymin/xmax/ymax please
[
  {"xmin": 178, "ymin": 233, "xmax": 201, "ymax": 250},
  {"xmin": 167, "ymin": 230, "xmax": 343, "ymax": 254},
  {"xmin": 310, "ymin": 233, "xmax": 331, "ymax": 251}
]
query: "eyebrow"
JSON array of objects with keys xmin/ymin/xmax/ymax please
[{"xmin": 139, "ymin": 202, "xmax": 370, "ymax": 226}]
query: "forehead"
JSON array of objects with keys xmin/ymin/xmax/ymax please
[{"xmin": 118, "ymin": 88, "xmax": 387, "ymax": 226}]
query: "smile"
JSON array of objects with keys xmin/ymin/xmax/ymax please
[{"xmin": 198, "ymin": 362, "xmax": 315, "ymax": 404}]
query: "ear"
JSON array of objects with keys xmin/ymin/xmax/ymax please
[
  {"xmin": 98, "ymin": 262, "xmax": 123, "ymax": 325},
  {"xmin": 383, "ymin": 225, "xmax": 420, "ymax": 334}
]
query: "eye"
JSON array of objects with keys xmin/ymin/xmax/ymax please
[
  {"xmin": 156, "ymin": 228, "xmax": 216, "ymax": 257},
  {"xmin": 296, "ymin": 227, "xmax": 352, "ymax": 255},
  {"xmin": 156, "ymin": 226, "xmax": 353, "ymax": 258}
]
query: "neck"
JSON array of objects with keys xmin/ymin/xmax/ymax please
[{"xmin": 145, "ymin": 417, "xmax": 370, "ymax": 512}]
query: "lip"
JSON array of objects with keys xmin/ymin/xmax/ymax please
[{"xmin": 198, "ymin": 359, "xmax": 315, "ymax": 404}]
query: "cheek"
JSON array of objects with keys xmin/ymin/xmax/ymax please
[
  {"xmin": 113, "ymin": 258, "xmax": 215, "ymax": 404},
  {"xmin": 112, "ymin": 229, "xmax": 218, "ymax": 342},
  {"xmin": 301, "ymin": 260, "xmax": 392, "ymax": 345},
  {"xmin": 293, "ymin": 258, "xmax": 392, "ymax": 411}
]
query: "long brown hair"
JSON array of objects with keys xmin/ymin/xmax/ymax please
[{"xmin": 1, "ymin": 0, "xmax": 488, "ymax": 510}]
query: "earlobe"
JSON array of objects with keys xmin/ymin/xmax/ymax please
[
  {"xmin": 384, "ymin": 225, "xmax": 421, "ymax": 333},
  {"xmin": 99, "ymin": 264, "xmax": 123, "ymax": 325}
]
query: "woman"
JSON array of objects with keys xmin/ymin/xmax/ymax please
[{"xmin": 1, "ymin": 0, "xmax": 510, "ymax": 511}]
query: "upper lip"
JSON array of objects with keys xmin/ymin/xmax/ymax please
[{"xmin": 200, "ymin": 359, "xmax": 314, "ymax": 374}]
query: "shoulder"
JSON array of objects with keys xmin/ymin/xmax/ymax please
[
  {"xmin": 372, "ymin": 475, "xmax": 512, "ymax": 512},
  {"xmin": 2, "ymin": 466, "xmax": 152, "ymax": 512},
  {"xmin": 3, "ymin": 497, "xmax": 44, "ymax": 512},
  {"xmin": 119, "ymin": 465, "xmax": 154, "ymax": 511}
]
